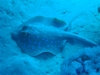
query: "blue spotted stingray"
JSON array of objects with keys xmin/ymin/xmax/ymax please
[{"xmin": 11, "ymin": 16, "xmax": 97, "ymax": 56}]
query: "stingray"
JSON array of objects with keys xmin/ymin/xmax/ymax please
[{"xmin": 11, "ymin": 16, "xmax": 97, "ymax": 56}]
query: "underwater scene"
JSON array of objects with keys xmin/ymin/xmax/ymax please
[{"xmin": 0, "ymin": 0, "xmax": 100, "ymax": 75}]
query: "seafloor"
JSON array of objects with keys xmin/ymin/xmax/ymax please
[{"xmin": 0, "ymin": 0, "xmax": 100, "ymax": 75}]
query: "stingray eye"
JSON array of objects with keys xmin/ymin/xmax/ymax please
[
  {"xmin": 21, "ymin": 26, "xmax": 28, "ymax": 30},
  {"xmin": 20, "ymin": 31, "xmax": 29, "ymax": 37}
]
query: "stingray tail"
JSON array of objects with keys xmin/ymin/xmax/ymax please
[{"xmin": 64, "ymin": 32, "xmax": 97, "ymax": 47}]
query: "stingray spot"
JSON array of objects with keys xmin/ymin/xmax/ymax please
[
  {"xmin": 51, "ymin": 41, "xmax": 54, "ymax": 43},
  {"xmin": 34, "ymin": 30, "xmax": 38, "ymax": 34},
  {"xmin": 29, "ymin": 44, "xmax": 32, "ymax": 47},
  {"xmin": 42, "ymin": 47, "xmax": 45, "ymax": 50},
  {"xmin": 51, "ymin": 37, "xmax": 53, "ymax": 39},
  {"xmin": 28, "ymin": 39, "xmax": 32, "ymax": 44},
  {"xmin": 26, "ymin": 45, "xmax": 30, "ymax": 48},
  {"xmin": 36, "ymin": 36, "xmax": 39, "ymax": 38},
  {"xmin": 38, "ymin": 42, "xmax": 41, "ymax": 45},
  {"xmin": 34, "ymin": 42, "xmax": 37, "ymax": 44},
  {"xmin": 37, "ymin": 45, "xmax": 40, "ymax": 48},
  {"xmin": 38, "ymin": 46, "xmax": 41, "ymax": 49},
  {"xmin": 26, "ymin": 49, "xmax": 30, "ymax": 52},
  {"xmin": 29, "ymin": 41, "xmax": 32, "ymax": 44},
  {"xmin": 57, "ymin": 41, "xmax": 60, "ymax": 43},
  {"xmin": 45, "ymin": 39, "xmax": 48, "ymax": 42},
  {"xmin": 29, "ymin": 48, "xmax": 33, "ymax": 51},
  {"xmin": 25, "ymin": 49, "xmax": 28, "ymax": 52},
  {"xmin": 53, "ymin": 41, "xmax": 56, "ymax": 43},
  {"xmin": 23, "ymin": 38, "xmax": 25, "ymax": 41},
  {"xmin": 32, "ymin": 47, "xmax": 34, "ymax": 50},
  {"xmin": 32, "ymin": 28, "xmax": 34, "ymax": 30},
  {"xmin": 47, "ymin": 45, "xmax": 50, "ymax": 47},
  {"xmin": 23, "ymin": 43, "xmax": 27, "ymax": 47},
  {"xmin": 42, "ymin": 38, "xmax": 45, "ymax": 40}
]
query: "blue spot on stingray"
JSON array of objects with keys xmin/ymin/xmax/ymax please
[
  {"xmin": 32, "ymin": 47, "xmax": 34, "ymax": 50},
  {"xmin": 28, "ymin": 39, "xmax": 31, "ymax": 44},
  {"xmin": 51, "ymin": 41, "xmax": 54, "ymax": 43},
  {"xmin": 23, "ymin": 44, "xmax": 27, "ymax": 47},
  {"xmin": 45, "ymin": 39, "xmax": 48, "ymax": 42},
  {"xmin": 57, "ymin": 41, "xmax": 61, "ymax": 43},
  {"xmin": 38, "ymin": 46, "xmax": 41, "ymax": 49},
  {"xmin": 32, "ymin": 28, "xmax": 34, "ymax": 30},
  {"xmin": 36, "ymin": 36, "xmax": 39, "ymax": 38},
  {"xmin": 47, "ymin": 45, "xmax": 50, "ymax": 47},
  {"xmin": 42, "ymin": 38, "xmax": 45, "ymax": 40},
  {"xmin": 22, "ymin": 38, "xmax": 25, "ymax": 41},
  {"xmin": 38, "ymin": 42, "xmax": 41, "ymax": 45},
  {"xmin": 34, "ymin": 42, "xmax": 37, "ymax": 44}
]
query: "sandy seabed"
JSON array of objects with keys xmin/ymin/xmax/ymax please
[{"xmin": 0, "ymin": 0, "xmax": 100, "ymax": 75}]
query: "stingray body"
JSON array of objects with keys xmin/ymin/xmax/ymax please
[{"xmin": 11, "ymin": 16, "xmax": 97, "ymax": 56}]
